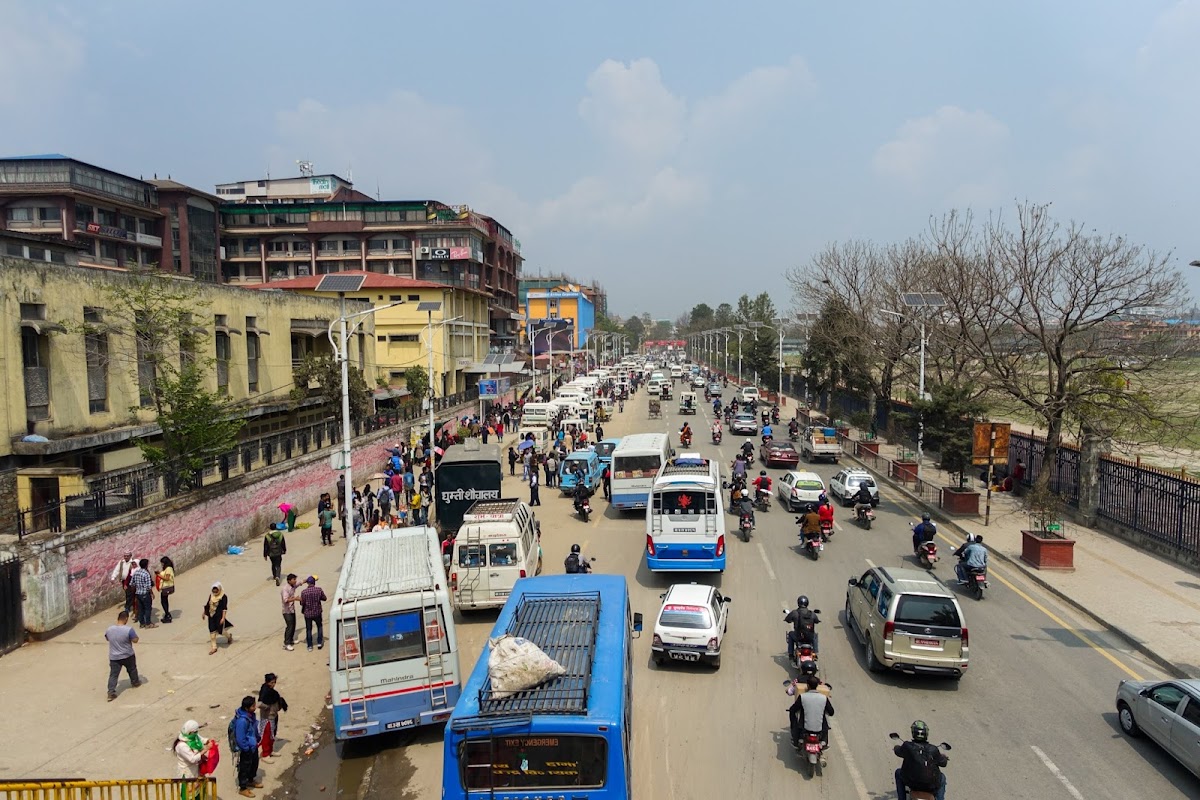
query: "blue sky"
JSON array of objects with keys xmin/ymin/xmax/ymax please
[{"xmin": 3, "ymin": 0, "xmax": 1198, "ymax": 318}]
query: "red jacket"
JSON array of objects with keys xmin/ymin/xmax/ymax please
[{"xmin": 818, "ymin": 504, "xmax": 835, "ymax": 525}]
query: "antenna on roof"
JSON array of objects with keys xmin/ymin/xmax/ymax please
[
  {"xmin": 297, "ymin": 160, "xmax": 314, "ymax": 178},
  {"xmin": 347, "ymin": 163, "xmax": 353, "ymax": 184},
  {"xmin": 376, "ymin": 180, "xmax": 381, "ymax": 200}
]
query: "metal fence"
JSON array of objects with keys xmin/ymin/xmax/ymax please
[
  {"xmin": 16, "ymin": 387, "xmax": 490, "ymax": 540},
  {"xmin": 1008, "ymin": 432, "xmax": 1081, "ymax": 506},
  {"xmin": 0, "ymin": 779, "xmax": 216, "ymax": 800}
]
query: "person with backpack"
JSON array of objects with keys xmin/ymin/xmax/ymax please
[
  {"xmin": 783, "ymin": 595, "xmax": 820, "ymax": 659},
  {"xmin": 377, "ymin": 484, "xmax": 393, "ymax": 526},
  {"xmin": 894, "ymin": 720, "xmax": 949, "ymax": 800},
  {"xmin": 564, "ymin": 543, "xmax": 592, "ymax": 574},
  {"xmin": 230, "ymin": 696, "xmax": 263, "ymax": 797},
  {"xmin": 263, "ymin": 525, "xmax": 287, "ymax": 586}
]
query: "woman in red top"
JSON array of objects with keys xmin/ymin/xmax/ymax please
[{"xmin": 817, "ymin": 500, "xmax": 835, "ymax": 538}]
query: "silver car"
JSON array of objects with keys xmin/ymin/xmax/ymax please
[{"xmin": 1116, "ymin": 678, "xmax": 1200, "ymax": 778}]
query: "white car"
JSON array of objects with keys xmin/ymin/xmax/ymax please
[
  {"xmin": 777, "ymin": 471, "xmax": 827, "ymax": 512},
  {"xmin": 739, "ymin": 386, "xmax": 761, "ymax": 404},
  {"xmin": 691, "ymin": 375, "xmax": 706, "ymax": 389},
  {"xmin": 652, "ymin": 583, "xmax": 732, "ymax": 670},
  {"xmin": 829, "ymin": 467, "xmax": 880, "ymax": 506},
  {"xmin": 646, "ymin": 380, "xmax": 662, "ymax": 396}
]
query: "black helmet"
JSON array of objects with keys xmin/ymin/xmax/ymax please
[
  {"xmin": 922, "ymin": 513, "xmax": 931, "ymax": 522},
  {"xmin": 805, "ymin": 503, "xmax": 815, "ymax": 513},
  {"xmin": 974, "ymin": 534, "xmax": 984, "ymax": 544},
  {"xmin": 797, "ymin": 595, "xmax": 809, "ymax": 609},
  {"xmin": 911, "ymin": 720, "xmax": 930, "ymax": 743},
  {"xmin": 800, "ymin": 659, "xmax": 818, "ymax": 676},
  {"xmin": 570, "ymin": 543, "xmax": 581, "ymax": 554},
  {"xmin": 760, "ymin": 470, "xmax": 767, "ymax": 477}
]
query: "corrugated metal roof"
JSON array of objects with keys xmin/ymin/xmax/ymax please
[{"xmin": 339, "ymin": 527, "xmax": 440, "ymax": 601}]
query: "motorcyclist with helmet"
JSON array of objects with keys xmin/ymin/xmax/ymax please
[
  {"xmin": 789, "ymin": 675, "xmax": 834, "ymax": 751},
  {"xmin": 954, "ymin": 533, "xmax": 989, "ymax": 586},
  {"xmin": 679, "ymin": 422, "xmax": 693, "ymax": 447},
  {"xmin": 572, "ymin": 481, "xmax": 593, "ymax": 517},
  {"xmin": 761, "ymin": 422, "xmax": 773, "ymax": 444},
  {"xmin": 752, "ymin": 470, "xmax": 772, "ymax": 507},
  {"xmin": 894, "ymin": 720, "xmax": 948, "ymax": 800},
  {"xmin": 853, "ymin": 483, "xmax": 874, "ymax": 517},
  {"xmin": 783, "ymin": 594, "xmax": 820, "ymax": 658},
  {"xmin": 798, "ymin": 503, "xmax": 822, "ymax": 549},
  {"xmin": 564, "ymin": 543, "xmax": 593, "ymax": 574},
  {"xmin": 788, "ymin": 418, "xmax": 800, "ymax": 439},
  {"xmin": 786, "ymin": 659, "xmax": 830, "ymax": 697},
  {"xmin": 712, "ymin": 397, "xmax": 722, "ymax": 414},
  {"xmin": 912, "ymin": 513, "xmax": 937, "ymax": 556},
  {"xmin": 741, "ymin": 440, "xmax": 755, "ymax": 461}
]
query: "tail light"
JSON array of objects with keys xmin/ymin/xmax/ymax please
[
  {"xmin": 707, "ymin": 637, "xmax": 718, "ymax": 650},
  {"xmin": 653, "ymin": 634, "xmax": 662, "ymax": 647},
  {"xmin": 961, "ymin": 627, "xmax": 969, "ymax": 647},
  {"xmin": 883, "ymin": 621, "xmax": 894, "ymax": 642},
  {"xmin": 716, "ymin": 535, "xmax": 725, "ymax": 557},
  {"xmin": 449, "ymin": 572, "xmax": 458, "ymax": 590},
  {"xmin": 519, "ymin": 569, "xmax": 527, "ymax": 578},
  {"xmin": 646, "ymin": 535, "xmax": 656, "ymax": 556}
]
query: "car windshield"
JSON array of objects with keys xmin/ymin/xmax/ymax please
[
  {"xmin": 659, "ymin": 603, "xmax": 713, "ymax": 629},
  {"xmin": 895, "ymin": 595, "xmax": 961, "ymax": 628}
]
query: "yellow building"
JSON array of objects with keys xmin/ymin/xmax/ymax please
[
  {"xmin": 1, "ymin": 233, "xmax": 375, "ymax": 524},
  {"xmin": 258, "ymin": 271, "xmax": 490, "ymax": 399}
]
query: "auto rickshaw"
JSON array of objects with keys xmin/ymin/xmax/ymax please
[{"xmin": 678, "ymin": 391, "xmax": 697, "ymax": 415}]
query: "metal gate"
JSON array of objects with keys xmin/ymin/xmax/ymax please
[{"xmin": 0, "ymin": 555, "xmax": 23, "ymax": 655}]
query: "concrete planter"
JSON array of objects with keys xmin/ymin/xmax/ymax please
[
  {"xmin": 856, "ymin": 440, "xmax": 881, "ymax": 457},
  {"xmin": 1020, "ymin": 529, "xmax": 1076, "ymax": 571},
  {"xmin": 891, "ymin": 460, "xmax": 918, "ymax": 481},
  {"xmin": 941, "ymin": 487, "xmax": 980, "ymax": 515}
]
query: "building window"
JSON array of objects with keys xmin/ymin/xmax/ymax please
[
  {"xmin": 215, "ymin": 331, "xmax": 230, "ymax": 395},
  {"xmin": 243, "ymin": 237, "xmax": 261, "ymax": 253},
  {"xmin": 27, "ymin": 246, "xmax": 47, "ymax": 262},
  {"xmin": 246, "ymin": 332, "xmax": 260, "ymax": 393},
  {"xmin": 389, "ymin": 295, "xmax": 402, "ymax": 302},
  {"xmin": 22, "ymin": 328, "xmax": 51, "ymax": 422},
  {"xmin": 75, "ymin": 203, "xmax": 94, "ymax": 223},
  {"xmin": 392, "ymin": 237, "xmax": 410, "ymax": 251},
  {"xmin": 98, "ymin": 209, "xmax": 118, "ymax": 227},
  {"xmin": 135, "ymin": 311, "xmax": 155, "ymax": 407},
  {"xmin": 84, "ymin": 307, "xmax": 108, "ymax": 413},
  {"xmin": 100, "ymin": 241, "xmax": 119, "ymax": 261},
  {"xmin": 387, "ymin": 334, "xmax": 420, "ymax": 343},
  {"xmin": 318, "ymin": 240, "xmax": 338, "ymax": 252},
  {"xmin": 368, "ymin": 238, "xmax": 388, "ymax": 253},
  {"xmin": 173, "ymin": 256, "xmax": 182, "ymax": 270}
]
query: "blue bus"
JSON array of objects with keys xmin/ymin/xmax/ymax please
[{"xmin": 442, "ymin": 575, "xmax": 642, "ymax": 799}]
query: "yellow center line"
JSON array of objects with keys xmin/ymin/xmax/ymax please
[{"xmin": 896, "ymin": 497, "xmax": 1145, "ymax": 680}]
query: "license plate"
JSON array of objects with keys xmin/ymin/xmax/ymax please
[
  {"xmin": 974, "ymin": 575, "xmax": 986, "ymax": 582},
  {"xmin": 493, "ymin": 590, "xmax": 510, "ymax": 597},
  {"xmin": 670, "ymin": 651, "xmax": 701, "ymax": 662},
  {"xmin": 385, "ymin": 718, "xmax": 417, "ymax": 730},
  {"xmin": 681, "ymin": 549, "xmax": 689, "ymax": 557},
  {"xmin": 914, "ymin": 638, "xmax": 942, "ymax": 648},
  {"xmin": 805, "ymin": 742, "xmax": 822, "ymax": 753}
]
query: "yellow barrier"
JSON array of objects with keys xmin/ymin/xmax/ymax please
[{"xmin": 0, "ymin": 779, "xmax": 217, "ymax": 800}]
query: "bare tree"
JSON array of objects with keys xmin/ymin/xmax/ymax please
[{"xmin": 928, "ymin": 203, "xmax": 1196, "ymax": 489}]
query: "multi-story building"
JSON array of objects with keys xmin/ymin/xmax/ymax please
[
  {"xmin": 522, "ymin": 284, "xmax": 596, "ymax": 353},
  {"xmin": 256, "ymin": 271, "xmax": 490, "ymax": 400},
  {"xmin": 0, "ymin": 155, "xmax": 221, "ymax": 282},
  {"xmin": 0, "ymin": 231, "xmax": 373, "ymax": 531},
  {"xmin": 215, "ymin": 172, "xmax": 523, "ymax": 346},
  {"xmin": 519, "ymin": 274, "xmax": 607, "ymax": 319}
]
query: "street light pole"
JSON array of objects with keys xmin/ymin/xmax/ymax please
[
  {"xmin": 735, "ymin": 327, "xmax": 744, "ymax": 385},
  {"xmin": 775, "ymin": 318, "xmax": 785, "ymax": 401}
]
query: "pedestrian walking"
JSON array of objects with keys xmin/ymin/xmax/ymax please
[
  {"xmin": 336, "ymin": 475, "xmax": 346, "ymax": 515},
  {"xmin": 263, "ymin": 524, "xmax": 287, "ymax": 585},
  {"xmin": 545, "ymin": 453, "xmax": 558, "ymax": 488},
  {"xmin": 300, "ymin": 576, "xmax": 327, "ymax": 651},
  {"xmin": 258, "ymin": 672, "xmax": 288, "ymax": 744},
  {"xmin": 173, "ymin": 719, "xmax": 212, "ymax": 782},
  {"xmin": 377, "ymin": 484, "xmax": 393, "ymax": 526},
  {"xmin": 596, "ymin": 424, "xmax": 605, "ymax": 442},
  {"xmin": 203, "ymin": 582, "xmax": 233, "ymax": 655},
  {"xmin": 130, "ymin": 558, "xmax": 157, "ymax": 628},
  {"xmin": 389, "ymin": 469, "xmax": 404, "ymax": 496},
  {"xmin": 602, "ymin": 465, "xmax": 612, "ymax": 501},
  {"xmin": 280, "ymin": 574, "xmax": 298, "ymax": 651},
  {"xmin": 111, "ymin": 551, "xmax": 138, "ymax": 615},
  {"xmin": 318, "ymin": 504, "xmax": 336, "ymax": 546},
  {"xmin": 522, "ymin": 450, "xmax": 532, "ymax": 481},
  {"xmin": 232, "ymin": 696, "xmax": 263, "ymax": 797},
  {"xmin": 528, "ymin": 466, "xmax": 541, "ymax": 506},
  {"xmin": 105, "ymin": 610, "xmax": 140, "ymax": 701},
  {"xmin": 508, "ymin": 446, "xmax": 518, "ymax": 476},
  {"xmin": 361, "ymin": 482, "xmax": 375, "ymax": 522},
  {"xmin": 157, "ymin": 556, "xmax": 176, "ymax": 623}
]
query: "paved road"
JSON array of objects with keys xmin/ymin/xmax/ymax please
[{"xmin": 338, "ymin": 382, "xmax": 1200, "ymax": 799}]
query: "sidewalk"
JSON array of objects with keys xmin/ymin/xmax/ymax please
[{"xmin": 818, "ymin": 412, "xmax": 1200, "ymax": 678}]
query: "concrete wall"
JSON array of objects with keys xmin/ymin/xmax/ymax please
[{"xmin": 15, "ymin": 422, "xmax": 411, "ymax": 633}]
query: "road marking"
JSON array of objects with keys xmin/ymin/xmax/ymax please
[
  {"xmin": 1031, "ymin": 745, "xmax": 1086, "ymax": 800},
  {"xmin": 830, "ymin": 724, "xmax": 871, "ymax": 800},
  {"xmin": 756, "ymin": 541, "xmax": 777, "ymax": 581}
]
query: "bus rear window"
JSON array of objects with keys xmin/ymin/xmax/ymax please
[
  {"xmin": 462, "ymin": 735, "xmax": 606, "ymax": 790},
  {"xmin": 656, "ymin": 490, "xmax": 715, "ymax": 515},
  {"xmin": 613, "ymin": 455, "xmax": 661, "ymax": 477},
  {"xmin": 358, "ymin": 611, "xmax": 425, "ymax": 665}
]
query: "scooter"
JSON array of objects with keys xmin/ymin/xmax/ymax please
[
  {"xmin": 889, "ymin": 733, "xmax": 951, "ymax": 799},
  {"xmin": 771, "ymin": 409, "xmax": 781, "ymax": 425},
  {"xmin": 575, "ymin": 497, "xmax": 592, "ymax": 523},
  {"xmin": 964, "ymin": 566, "xmax": 988, "ymax": 600},
  {"xmin": 791, "ymin": 638, "xmax": 820, "ymax": 673},
  {"xmin": 917, "ymin": 540, "xmax": 939, "ymax": 569},
  {"xmin": 796, "ymin": 520, "xmax": 824, "ymax": 560},
  {"xmin": 855, "ymin": 504, "xmax": 875, "ymax": 530},
  {"xmin": 680, "ymin": 432, "xmax": 692, "ymax": 448},
  {"xmin": 755, "ymin": 487, "xmax": 772, "ymax": 513},
  {"xmin": 712, "ymin": 429, "xmax": 723, "ymax": 445},
  {"xmin": 788, "ymin": 429, "xmax": 799, "ymax": 443},
  {"xmin": 739, "ymin": 509, "xmax": 754, "ymax": 542},
  {"xmin": 819, "ymin": 519, "xmax": 834, "ymax": 541},
  {"xmin": 761, "ymin": 411, "xmax": 771, "ymax": 426}
]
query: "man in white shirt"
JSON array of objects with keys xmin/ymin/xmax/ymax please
[{"xmin": 110, "ymin": 551, "xmax": 138, "ymax": 614}]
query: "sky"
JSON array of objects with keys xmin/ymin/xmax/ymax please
[{"xmin": 3, "ymin": 0, "xmax": 1199, "ymax": 319}]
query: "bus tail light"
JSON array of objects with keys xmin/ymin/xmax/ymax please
[
  {"xmin": 646, "ymin": 535, "xmax": 655, "ymax": 556},
  {"xmin": 716, "ymin": 535, "xmax": 725, "ymax": 557}
]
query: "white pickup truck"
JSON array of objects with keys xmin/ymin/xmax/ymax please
[{"xmin": 801, "ymin": 426, "xmax": 842, "ymax": 463}]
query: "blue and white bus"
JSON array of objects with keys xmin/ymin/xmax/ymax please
[
  {"xmin": 645, "ymin": 454, "xmax": 727, "ymax": 572},
  {"xmin": 330, "ymin": 526, "xmax": 460, "ymax": 741},
  {"xmin": 610, "ymin": 432, "xmax": 673, "ymax": 511},
  {"xmin": 442, "ymin": 574, "xmax": 641, "ymax": 799}
]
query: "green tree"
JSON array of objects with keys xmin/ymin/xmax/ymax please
[
  {"xmin": 402, "ymin": 365, "xmax": 430, "ymax": 407},
  {"xmin": 688, "ymin": 303, "xmax": 715, "ymax": 332},
  {"xmin": 290, "ymin": 353, "xmax": 372, "ymax": 424},
  {"xmin": 622, "ymin": 315, "xmax": 646, "ymax": 347},
  {"xmin": 69, "ymin": 267, "xmax": 244, "ymax": 492},
  {"xmin": 714, "ymin": 303, "xmax": 736, "ymax": 328},
  {"xmin": 650, "ymin": 320, "xmax": 674, "ymax": 341},
  {"xmin": 900, "ymin": 383, "xmax": 985, "ymax": 489}
]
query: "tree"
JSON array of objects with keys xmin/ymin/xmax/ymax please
[
  {"xmin": 650, "ymin": 320, "xmax": 674, "ymax": 341},
  {"xmin": 402, "ymin": 366, "xmax": 430, "ymax": 407},
  {"xmin": 69, "ymin": 267, "xmax": 244, "ymax": 491},
  {"xmin": 290, "ymin": 353, "xmax": 372, "ymax": 424},
  {"xmin": 688, "ymin": 303, "xmax": 715, "ymax": 332},
  {"xmin": 623, "ymin": 315, "xmax": 646, "ymax": 347},
  {"xmin": 900, "ymin": 383, "xmax": 985, "ymax": 489},
  {"xmin": 714, "ymin": 303, "xmax": 736, "ymax": 329},
  {"xmin": 928, "ymin": 203, "xmax": 1196, "ymax": 490}
]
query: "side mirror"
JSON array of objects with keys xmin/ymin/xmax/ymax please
[
  {"xmin": 939, "ymin": 742, "xmax": 952, "ymax": 751},
  {"xmin": 723, "ymin": 596, "xmax": 732, "ymax": 603},
  {"xmin": 888, "ymin": 732, "xmax": 902, "ymax": 741},
  {"xmin": 847, "ymin": 578, "xmax": 859, "ymax": 587},
  {"xmin": 659, "ymin": 593, "xmax": 666, "ymax": 600},
  {"xmin": 632, "ymin": 612, "xmax": 643, "ymax": 634}
]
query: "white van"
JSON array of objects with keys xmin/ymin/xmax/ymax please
[
  {"xmin": 670, "ymin": 366, "xmax": 683, "ymax": 380},
  {"xmin": 517, "ymin": 426, "xmax": 551, "ymax": 454},
  {"xmin": 646, "ymin": 379, "xmax": 663, "ymax": 397},
  {"xmin": 520, "ymin": 402, "xmax": 556, "ymax": 429},
  {"xmin": 449, "ymin": 499, "xmax": 541, "ymax": 610}
]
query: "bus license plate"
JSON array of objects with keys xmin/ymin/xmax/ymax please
[
  {"xmin": 386, "ymin": 718, "xmax": 417, "ymax": 730},
  {"xmin": 681, "ymin": 549, "xmax": 689, "ymax": 557},
  {"xmin": 914, "ymin": 638, "xmax": 941, "ymax": 648},
  {"xmin": 670, "ymin": 651, "xmax": 700, "ymax": 662}
]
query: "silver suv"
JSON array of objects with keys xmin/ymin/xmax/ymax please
[
  {"xmin": 830, "ymin": 467, "xmax": 879, "ymax": 506},
  {"xmin": 845, "ymin": 566, "xmax": 968, "ymax": 679}
]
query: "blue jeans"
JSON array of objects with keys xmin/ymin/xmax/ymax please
[
  {"xmin": 305, "ymin": 616, "xmax": 324, "ymax": 648},
  {"xmin": 136, "ymin": 593, "xmax": 153, "ymax": 626},
  {"xmin": 895, "ymin": 769, "xmax": 946, "ymax": 800}
]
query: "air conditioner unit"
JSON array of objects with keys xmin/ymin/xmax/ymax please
[{"xmin": 419, "ymin": 246, "xmax": 431, "ymax": 255}]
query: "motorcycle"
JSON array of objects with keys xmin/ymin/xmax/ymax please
[
  {"xmin": 771, "ymin": 409, "xmax": 781, "ymax": 425},
  {"xmin": 788, "ymin": 429, "xmax": 799, "ymax": 443},
  {"xmin": 889, "ymin": 733, "xmax": 951, "ymax": 800},
  {"xmin": 680, "ymin": 432, "xmax": 692, "ymax": 448},
  {"xmin": 965, "ymin": 566, "xmax": 988, "ymax": 600},
  {"xmin": 755, "ymin": 486, "xmax": 772, "ymax": 512},
  {"xmin": 575, "ymin": 497, "xmax": 592, "ymax": 523},
  {"xmin": 761, "ymin": 411, "xmax": 771, "ymax": 426},
  {"xmin": 792, "ymin": 638, "xmax": 820, "ymax": 672},
  {"xmin": 796, "ymin": 519, "xmax": 824, "ymax": 560},
  {"xmin": 855, "ymin": 504, "xmax": 875, "ymax": 530},
  {"xmin": 819, "ymin": 519, "xmax": 834, "ymax": 541},
  {"xmin": 739, "ymin": 509, "xmax": 754, "ymax": 541},
  {"xmin": 917, "ymin": 540, "xmax": 939, "ymax": 569},
  {"xmin": 800, "ymin": 730, "xmax": 826, "ymax": 777},
  {"xmin": 712, "ymin": 428, "xmax": 723, "ymax": 445}
]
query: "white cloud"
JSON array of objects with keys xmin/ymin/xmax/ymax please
[
  {"xmin": 690, "ymin": 55, "xmax": 814, "ymax": 143},
  {"xmin": 578, "ymin": 58, "xmax": 687, "ymax": 162},
  {"xmin": 1136, "ymin": 0, "xmax": 1200, "ymax": 74},
  {"xmin": 873, "ymin": 105, "xmax": 1010, "ymax": 195},
  {"xmin": 0, "ymin": 2, "xmax": 84, "ymax": 110}
]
